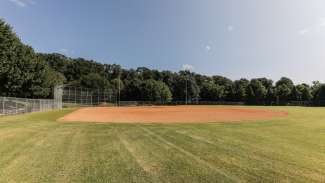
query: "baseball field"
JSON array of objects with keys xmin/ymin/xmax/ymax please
[{"xmin": 0, "ymin": 106, "xmax": 325, "ymax": 182}]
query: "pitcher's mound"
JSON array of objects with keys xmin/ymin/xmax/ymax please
[{"xmin": 59, "ymin": 106, "xmax": 287, "ymax": 124}]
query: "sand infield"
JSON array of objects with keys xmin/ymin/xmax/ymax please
[{"xmin": 59, "ymin": 106, "xmax": 288, "ymax": 124}]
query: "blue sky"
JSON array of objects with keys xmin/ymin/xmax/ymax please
[{"xmin": 1, "ymin": 0, "xmax": 325, "ymax": 83}]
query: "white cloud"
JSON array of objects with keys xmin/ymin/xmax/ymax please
[
  {"xmin": 59, "ymin": 48, "xmax": 75, "ymax": 55},
  {"xmin": 59, "ymin": 48, "xmax": 68, "ymax": 53},
  {"xmin": 205, "ymin": 45, "xmax": 211, "ymax": 52},
  {"xmin": 298, "ymin": 29, "xmax": 309, "ymax": 36},
  {"xmin": 9, "ymin": 0, "xmax": 26, "ymax": 7},
  {"xmin": 26, "ymin": 0, "xmax": 36, "ymax": 5},
  {"xmin": 182, "ymin": 64, "xmax": 194, "ymax": 71},
  {"xmin": 227, "ymin": 25, "xmax": 234, "ymax": 32},
  {"xmin": 9, "ymin": 0, "xmax": 36, "ymax": 7},
  {"xmin": 298, "ymin": 18, "xmax": 325, "ymax": 36}
]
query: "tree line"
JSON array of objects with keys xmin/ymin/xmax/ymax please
[{"xmin": 1, "ymin": 19, "xmax": 325, "ymax": 105}]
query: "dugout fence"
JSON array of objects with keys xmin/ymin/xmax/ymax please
[
  {"xmin": 0, "ymin": 97, "xmax": 59, "ymax": 116},
  {"xmin": 56, "ymin": 85, "xmax": 117, "ymax": 107}
]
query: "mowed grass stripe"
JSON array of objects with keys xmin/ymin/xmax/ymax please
[
  {"xmin": 142, "ymin": 122, "xmax": 324, "ymax": 182},
  {"xmin": 0, "ymin": 124, "xmax": 82, "ymax": 182},
  {"xmin": 144, "ymin": 119, "xmax": 325, "ymax": 181},
  {"xmin": 142, "ymin": 126, "xmax": 269, "ymax": 182},
  {"xmin": 140, "ymin": 126, "xmax": 241, "ymax": 182},
  {"xmin": 120, "ymin": 125, "xmax": 235, "ymax": 182}
]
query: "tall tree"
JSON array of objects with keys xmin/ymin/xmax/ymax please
[
  {"xmin": 315, "ymin": 84, "xmax": 325, "ymax": 106},
  {"xmin": 275, "ymin": 77, "xmax": 294, "ymax": 103},
  {"xmin": 233, "ymin": 79, "xmax": 249, "ymax": 101},
  {"xmin": 172, "ymin": 71, "xmax": 200, "ymax": 102},
  {"xmin": 0, "ymin": 19, "xmax": 64, "ymax": 98},
  {"xmin": 200, "ymin": 81, "xmax": 225, "ymax": 101},
  {"xmin": 212, "ymin": 75, "xmax": 233, "ymax": 100},
  {"xmin": 140, "ymin": 79, "xmax": 172, "ymax": 102},
  {"xmin": 247, "ymin": 79, "xmax": 267, "ymax": 104},
  {"xmin": 80, "ymin": 73, "xmax": 110, "ymax": 89}
]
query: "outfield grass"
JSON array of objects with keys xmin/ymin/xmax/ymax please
[{"xmin": 0, "ymin": 107, "xmax": 325, "ymax": 182}]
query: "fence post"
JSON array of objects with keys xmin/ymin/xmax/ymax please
[
  {"xmin": 24, "ymin": 99, "xmax": 27, "ymax": 114},
  {"xmin": 86, "ymin": 89, "xmax": 89, "ymax": 105},
  {"xmin": 98, "ymin": 89, "xmax": 100, "ymax": 105},
  {"xmin": 75, "ymin": 87, "xmax": 77, "ymax": 105},
  {"xmin": 2, "ymin": 97, "xmax": 4, "ymax": 115},
  {"xmin": 68, "ymin": 87, "xmax": 70, "ymax": 103},
  {"xmin": 90, "ymin": 91, "xmax": 93, "ymax": 106}
]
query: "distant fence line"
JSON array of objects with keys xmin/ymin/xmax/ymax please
[
  {"xmin": 0, "ymin": 97, "xmax": 60, "ymax": 116},
  {"xmin": 1, "ymin": 89, "xmax": 323, "ymax": 117},
  {"xmin": 118, "ymin": 101, "xmax": 245, "ymax": 106},
  {"xmin": 117, "ymin": 100, "xmax": 324, "ymax": 107}
]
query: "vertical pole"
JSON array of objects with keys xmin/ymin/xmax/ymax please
[
  {"xmin": 24, "ymin": 99, "xmax": 27, "ymax": 114},
  {"xmin": 185, "ymin": 77, "xmax": 188, "ymax": 105},
  {"xmin": 98, "ymin": 89, "xmax": 100, "ymax": 105},
  {"xmin": 86, "ymin": 89, "xmax": 88, "ymax": 105},
  {"xmin": 68, "ymin": 87, "xmax": 71, "ymax": 103},
  {"xmin": 118, "ymin": 76, "xmax": 121, "ymax": 106},
  {"xmin": 15, "ymin": 101, "xmax": 18, "ymax": 114},
  {"xmin": 90, "ymin": 90, "xmax": 93, "ymax": 106},
  {"xmin": 75, "ymin": 87, "xmax": 77, "ymax": 105},
  {"xmin": 2, "ymin": 97, "xmax": 4, "ymax": 115},
  {"xmin": 81, "ymin": 88, "xmax": 83, "ymax": 105},
  {"xmin": 104, "ymin": 91, "xmax": 106, "ymax": 104}
]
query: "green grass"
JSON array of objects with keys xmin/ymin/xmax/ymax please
[{"xmin": 0, "ymin": 106, "xmax": 325, "ymax": 182}]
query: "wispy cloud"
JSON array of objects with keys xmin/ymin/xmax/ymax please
[
  {"xmin": 205, "ymin": 45, "xmax": 211, "ymax": 52},
  {"xmin": 9, "ymin": 0, "xmax": 36, "ymax": 7},
  {"xmin": 298, "ymin": 18, "xmax": 325, "ymax": 36},
  {"xmin": 59, "ymin": 48, "xmax": 68, "ymax": 54},
  {"xmin": 182, "ymin": 64, "xmax": 194, "ymax": 71},
  {"xmin": 298, "ymin": 29, "xmax": 309, "ymax": 36},
  {"xmin": 59, "ymin": 48, "xmax": 75, "ymax": 55},
  {"xmin": 227, "ymin": 25, "xmax": 234, "ymax": 32},
  {"xmin": 26, "ymin": 0, "xmax": 36, "ymax": 5}
]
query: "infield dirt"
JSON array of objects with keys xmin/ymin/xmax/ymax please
[{"xmin": 59, "ymin": 106, "xmax": 288, "ymax": 123}]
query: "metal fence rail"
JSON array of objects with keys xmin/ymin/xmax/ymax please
[
  {"xmin": 0, "ymin": 97, "xmax": 59, "ymax": 116},
  {"xmin": 117, "ymin": 101, "xmax": 246, "ymax": 106}
]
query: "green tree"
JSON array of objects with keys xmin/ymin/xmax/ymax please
[
  {"xmin": 275, "ymin": 77, "xmax": 294, "ymax": 103},
  {"xmin": 233, "ymin": 79, "xmax": 249, "ymax": 101},
  {"xmin": 172, "ymin": 71, "xmax": 200, "ymax": 102},
  {"xmin": 315, "ymin": 84, "xmax": 325, "ymax": 106},
  {"xmin": 200, "ymin": 81, "xmax": 225, "ymax": 101},
  {"xmin": 122, "ymin": 78, "xmax": 142, "ymax": 101},
  {"xmin": 311, "ymin": 81, "xmax": 321, "ymax": 100},
  {"xmin": 0, "ymin": 19, "xmax": 63, "ymax": 98},
  {"xmin": 157, "ymin": 81, "xmax": 172, "ymax": 102},
  {"xmin": 80, "ymin": 73, "xmax": 110, "ymax": 89},
  {"xmin": 257, "ymin": 78, "xmax": 273, "ymax": 89},
  {"xmin": 295, "ymin": 84, "xmax": 312, "ymax": 101},
  {"xmin": 247, "ymin": 79, "xmax": 267, "ymax": 104},
  {"xmin": 276, "ymin": 77, "xmax": 294, "ymax": 89},
  {"xmin": 265, "ymin": 87, "xmax": 276, "ymax": 104},
  {"xmin": 276, "ymin": 84, "xmax": 291, "ymax": 103},
  {"xmin": 212, "ymin": 75, "xmax": 233, "ymax": 100},
  {"xmin": 141, "ymin": 79, "xmax": 172, "ymax": 102}
]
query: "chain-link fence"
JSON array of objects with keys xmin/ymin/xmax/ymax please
[
  {"xmin": 57, "ymin": 85, "xmax": 117, "ymax": 107},
  {"xmin": 0, "ymin": 97, "xmax": 59, "ymax": 116},
  {"xmin": 118, "ymin": 101, "xmax": 245, "ymax": 106}
]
